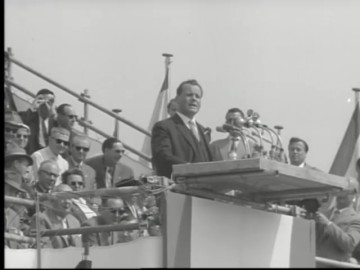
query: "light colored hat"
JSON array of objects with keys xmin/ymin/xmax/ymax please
[{"xmin": 5, "ymin": 110, "xmax": 30, "ymax": 130}]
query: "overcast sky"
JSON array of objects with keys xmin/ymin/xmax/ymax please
[{"xmin": 5, "ymin": 0, "xmax": 360, "ymax": 172}]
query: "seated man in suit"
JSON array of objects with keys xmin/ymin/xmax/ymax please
[
  {"xmin": 210, "ymin": 107, "xmax": 258, "ymax": 161},
  {"xmin": 85, "ymin": 137, "xmax": 134, "ymax": 190},
  {"xmin": 151, "ymin": 79, "xmax": 212, "ymax": 178},
  {"xmin": 81, "ymin": 197, "xmax": 138, "ymax": 246},
  {"xmin": 18, "ymin": 88, "xmax": 56, "ymax": 155},
  {"xmin": 315, "ymin": 180, "xmax": 360, "ymax": 264},
  {"xmin": 29, "ymin": 184, "xmax": 82, "ymax": 249},
  {"xmin": 61, "ymin": 170, "xmax": 98, "ymax": 223}
]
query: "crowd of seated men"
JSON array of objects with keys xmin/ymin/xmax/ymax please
[
  {"xmin": 5, "ymin": 86, "xmax": 360, "ymax": 266},
  {"xmin": 4, "ymin": 88, "xmax": 161, "ymax": 250}
]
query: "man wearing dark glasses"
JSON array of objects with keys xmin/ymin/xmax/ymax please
[
  {"xmin": 53, "ymin": 103, "xmax": 78, "ymax": 131},
  {"xmin": 31, "ymin": 127, "xmax": 70, "ymax": 186},
  {"xmin": 67, "ymin": 134, "xmax": 96, "ymax": 192},
  {"xmin": 19, "ymin": 88, "xmax": 56, "ymax": 154}
]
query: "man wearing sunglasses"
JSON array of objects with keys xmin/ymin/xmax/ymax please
[
  {"xmin": 5, "ymin": 110, "xmax": 27, "ymax": 150},
  {"xmin": 85, "ymin": 137, "xmax": 134, "ymax": 191},
  {"xmin": 19, "ymin": 88, "xmax": 56, "ymax": 154},
  {"xmin": 31, "ymin": 127, "xmax": 70, "ymax": 186},
  {"xmin": 81, "ymin": 197, "xmax": 135, "ymax": 246},
  {"xmin": 67, "ymin": 134, "xmax": 96, "ymax": 192},
  {"xmin": 53, "ymin": 104, "xmax": 78, "ymax": 131}
]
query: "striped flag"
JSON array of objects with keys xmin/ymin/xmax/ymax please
[
  {"xmin": 329, "ymin": 101, "xmax": 360, "ymax": 179},
  {"xmin": 140, "ymin": 67, "xmax": 170, "ymax": 167}
]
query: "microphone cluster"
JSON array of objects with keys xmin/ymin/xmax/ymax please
[{"xmin": 216, "ymin": 108, "xmax": 288, "ymax": 163}]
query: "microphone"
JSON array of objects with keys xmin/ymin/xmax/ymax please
[{"xmin": 216, "ymin": 126, "xmax": 227, "ymax": 133}]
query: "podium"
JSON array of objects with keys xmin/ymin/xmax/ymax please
[{"xmin": 165, "ymin": 158, "xmax": 351, "ymax": 268}]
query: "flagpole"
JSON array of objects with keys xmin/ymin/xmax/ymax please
[
  {"xmin": 353, "ymin": 88, "xmax": 360, "ymax": 106},
  {"xmin": 162, "ymin": 53, "xmax": 173, "ymax": 97}
]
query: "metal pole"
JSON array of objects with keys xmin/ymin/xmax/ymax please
[
  {"xmin": 162, "ymin": 53, "xmax": 173, "ymax": 103},
  {"xmin": 353, "ymin": 88, "xmax": 360, "ymax": 107},
  {"xmin": 315, "ymin": 256, "xmax": 360, "ymax": 268},
  {"xmin": 80, "ymin": 89, "xmax": 90, "ymax": 135},
  {"xmin": 35, "ymin": 193, "xmax": 42, "ymax": 268},
  {"xmin": 112, "ymin": 109, "xmax": 122, "ymax": 139}
]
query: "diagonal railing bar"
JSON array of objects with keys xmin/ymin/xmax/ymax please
[
  {"xmin": 7, "ymin": 80, "xmax": 36, "ymax": 98},
  {"xmin": 7, "ymin": 79, "xmax": 151, "ymax": 161},
  {"xmin": 77, "ymin": 119, "xmax": 151, "ymax": 162},
  {"xmin": 6, "ymin": 55, "xmax": 151, "ymax": 137}
]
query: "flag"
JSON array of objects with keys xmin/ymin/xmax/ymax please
[
  {"xmin": 140, "ymin": 68, "xmax": 170, "ymax": 167},
  {"xmin": 329, "ymin": 102, "xmax": 360, "ymax": 179}
]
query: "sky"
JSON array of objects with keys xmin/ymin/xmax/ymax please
[{"xmin": 5, "ymin": 0, "xmax": 360, "ymax": 172}]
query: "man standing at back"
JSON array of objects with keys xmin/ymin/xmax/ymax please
[
  {"xmin": 151, "ymin": 79, "xmax": 212, "ymax": 178},
  {"xmin": 85, "ymin": 137, "xmax": 134, "ymax": 189},
  {"xmin": 210, "ymin": 108, "xmax": 257, "ymax": 161}
]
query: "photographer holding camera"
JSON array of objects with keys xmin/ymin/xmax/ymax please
[{"xmin": 19, "ymin": 88, "xmax": 56, "ymax": 155}]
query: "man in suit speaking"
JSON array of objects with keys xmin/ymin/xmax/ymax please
[{"xmin": 151, "ymin": 79, "xmax": 213, "ymax": 178}]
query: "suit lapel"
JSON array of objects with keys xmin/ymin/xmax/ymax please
[{"xmin": 173, "ymin": 114, "xmax": 198, "ymax": 152}]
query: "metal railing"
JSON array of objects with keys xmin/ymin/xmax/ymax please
[{"xmin": 4, "ymin": 48, "xmax": 151, "ymax": 162}]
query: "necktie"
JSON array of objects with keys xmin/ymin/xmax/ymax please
[
  {"xmin": 188, "ymin": 120, "xmax": 200, "ymax": 141},
  {"xmin": 228, "ymin": 137, "xmax": 239, "ymax": 160},
  {"xmin": 38, "ymin": 117, "xmax": 47, "ymax": 147},
  {"xmin": 105, "ymin": 167, "xmax": 114, "ymax": 188}
]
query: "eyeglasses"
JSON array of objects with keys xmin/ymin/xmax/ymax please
[
  {"xmin": 53, "ymin": 138, "xmax": 69, "ymax": 146},
  {"xmin": 69, "ymin": 181, "xmax": 84, "ymax": 187},
  {"xmin": 109, "ymin": 208, "xmax": 126, "ymax": 215},
  {"xmin": 64, "ymin": 114, "xmax": 77, "ymax": 120},
  {"xmin": 115, "ymin": 150, "xmax": 125, "ymax": 154},
  {"xmin": 16, "ymin": 134, "xmax": 29, "ymax": 139},
  {"xmin": 5, "ymin": 127, "xmax": 17, "ymax": 134},
  {"xmin": 39, "ymin": 170, "xmax": 59, "ymax": 178},
  {"xmin": 74, "ymin": 146, "xmax": 90, "ymax": 152}
]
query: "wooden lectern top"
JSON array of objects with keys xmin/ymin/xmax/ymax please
[{"xmin": 172, "ymin": 158, "xmax": 351, "ymax": 203}]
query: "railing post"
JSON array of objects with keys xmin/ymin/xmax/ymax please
[
  {"xmin": 112, "ymin": 109, "xmax": 122, "ymax": 139},
  {"xmin": 4, "ymin": 47, "xmax": 13, "ymax": 111},
  {"xmin": 80, "ymin": 89, "xmax": 90, "ymax": 135}
]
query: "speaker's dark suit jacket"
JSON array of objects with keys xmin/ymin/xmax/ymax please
[{"xmin": 151, "ymin": 113, "xmax": 213, "ymax": 178}]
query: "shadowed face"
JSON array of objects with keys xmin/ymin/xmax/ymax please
[{"xmin": 14, "ymin": 127, "xmax": 30, "ymax": 148}]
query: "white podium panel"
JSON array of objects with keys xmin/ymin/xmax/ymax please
[{"xmin": 166, "ymin": 192, "xmax": 315, "ymax": 268}]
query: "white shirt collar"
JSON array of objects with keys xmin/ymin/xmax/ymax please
[
  {"xmin": 298, "ymin": 162, "xmax": 305, "ymax": 168},
  {"xmin": 176, "ymin": 112, "xmax": 196, "ymax": 128}
]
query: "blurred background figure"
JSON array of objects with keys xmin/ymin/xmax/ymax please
[
  {"xmin": 5, "ymin": 142, "xmax": 34, "ymax": 194},
  {"xmin": 5, "ymin": 168, "xmax": 30, "ymax": 249},
  {"xmin": 19, "ymin": 89, "xmax": 56, "ymax": 154},
  {"xmin": 31, "ymin": 127, "xmax": 70, "ymax": 185},
  {"xmin": 61, "ymin": 169, "xmax": 98, "ymax": 223},
  {"xmin": 29, "ymin": 183, "xmax": 82, "ymax": 249},
  {"xmin": 5, "ymin": 110, "xmax": 24, "ymax": 150},
  {"xmin": 211, "ymin": 108, "xmax": 257, "ymax": 161},
  {"xmin": 81, "ymin": 197, "xmax": 135, "ymax": 246},
  {"xmin": 315, "ymin": 178, "xmax": 360, "ymax": 265},
  {"xmin": 167, "ymin": 98, "xmax": 178, "ymax": 117}
]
